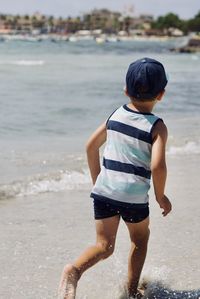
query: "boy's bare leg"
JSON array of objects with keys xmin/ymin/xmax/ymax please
[
  {"xmin": 58, "ymin": 215, "xmax": 120, "ymax": 299},
  {"xmin": 58, "ymin": 264, "xmax": 79, "ymax": 299},
  {"xmin": 125, "ymin": 217, "xmax": 150, "ymax": 297}
]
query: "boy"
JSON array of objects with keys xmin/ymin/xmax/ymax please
[{"xmin": 59, "ymin": 57, "xmax": 172, "ymax": 299}]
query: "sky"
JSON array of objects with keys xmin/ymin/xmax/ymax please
[{"xmin": 0, "ymin": 0, "xmax": 199, "ymax": 19}]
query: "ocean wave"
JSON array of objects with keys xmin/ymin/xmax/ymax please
[
  {"xmin": 0, "ymin": 60, "xmax": 45, "ymax": 66},
  {"xmin": 12, "ymin": 60, "xmax": 45, "ymax": 66},
  {"xmin": 167, "ymin": 141, "xmax": 200, "ymax": 155},
  {"xmin": 0, "ymin": 169, "xmax": 91, "ymax": 200}
]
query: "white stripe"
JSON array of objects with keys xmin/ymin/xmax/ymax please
[
  {"xmin": 104, "ymin": 147, "xmax": 150, "ymax": 169},
  {"xmin": 92, "ymin": 167, "xmax": 150, "ymax": 204},
  {"xmin": 97, "ymin": 167, "xmax": 150, "ymax": 184},
  {"xmin": 110, "ymin": 106, "xmax": 158, "ymax": 133},
  {"xmin": 106, "ymin": 130, "xmax": 151, "ymax": 155},
  {"xmin": 92, "ymin": 186, "xmax": 149, "ymax": 204}
]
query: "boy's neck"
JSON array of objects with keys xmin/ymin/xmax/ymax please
[{"xmin": 127, "ymin": 100, "xmax": 156, "ymax": 113}]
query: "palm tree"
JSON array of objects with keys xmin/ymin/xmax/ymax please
[
  {"xmin": 24, "ymin": 15, "xmax": 30, "ymax": 20},
  {"xmin": 0, "ymin": 14, "xmax": 6, "ymax": 21}
]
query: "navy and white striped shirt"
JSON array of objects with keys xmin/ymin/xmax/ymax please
[{"xmin": 91, "ymin": 104, "xmax": 162, "ymax": 208}]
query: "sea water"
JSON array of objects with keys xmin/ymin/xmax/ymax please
[
  {"xmin": 0, "ymin": 38, "xmax": 200, "ymax": 298},
  {"xmin": 0, "ymin": 38, "xmax": 199, "ymax": 197}
]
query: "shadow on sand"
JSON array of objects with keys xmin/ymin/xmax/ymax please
[{"xmin": 143, "ymin": 281, "xmax": 200, "ymax": 299}]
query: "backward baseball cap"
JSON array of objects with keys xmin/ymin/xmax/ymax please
[{"xmin": 126, "ymin": 57, "xmax": 168, "ymax": 100}]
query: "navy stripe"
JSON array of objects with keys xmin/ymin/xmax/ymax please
[
  {"xmin": 150, "ymin": 118, "xmax": 163, "ymax": 136},
  {"xmin": 90, "ymin": 193, "xmax": 149, "ymax": 208},
  {"xmin": 107, "ymin": 120, "xmax": 152, "ymax": 144},
  {"xmin": 103, "ymin": 158, "xmax": 151, "ymax": 179}
]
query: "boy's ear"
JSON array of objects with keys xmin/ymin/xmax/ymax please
[
  {"xmin": 157, "ymin": 90, "xmax": 165, "ymax": 101},
  {"xmin": 124, "ymin": 86, "xmax": 129, "ymax": 97}
]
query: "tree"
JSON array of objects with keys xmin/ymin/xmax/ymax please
[
  {"xmin": 187, "ymin": 11, "xmax": 200, "ymax": 32},
  {"xmin": 83, "ymin": 14, "xmax": 91, "ymax": 30},
  {"xmin": 24, "ymin": 15, "xmax": 30, "ymax": 20},
  {"xmin": 0, "ymin": 14, "xmax": 6, "ymax": 21},
  {"xmin": 123, "ymin": 17, "xmax": 132, "ymax": 33},
  {"xmin": 152, "ymin": 13, "xmax": 183, "ymax": 30}
]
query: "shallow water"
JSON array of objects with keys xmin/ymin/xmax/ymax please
[{"xmin": 0, "ymin": 39, "xmax": 200, "ymax": 198}]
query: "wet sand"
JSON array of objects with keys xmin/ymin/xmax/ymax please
[{"xmin": 0, "ymin": 156, "xmax": 200, "ymax": 299}]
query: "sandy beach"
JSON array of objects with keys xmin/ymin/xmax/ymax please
[{"xmin": 0, "ymin": 155, "xmax": 200, "ymax": 299}]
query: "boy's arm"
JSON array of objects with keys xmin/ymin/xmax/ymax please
[
  {"xmin": 86, "ymin": 122, "xmax": 107, "ymax": 185},
  {"xmin": 151, "ymin": 120, "xmax": 172, "ymax": 216}
]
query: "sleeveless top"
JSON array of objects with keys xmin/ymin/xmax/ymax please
[{"xmin": 90, "ymin": 104, "xmax": 162, "ymax": 208}]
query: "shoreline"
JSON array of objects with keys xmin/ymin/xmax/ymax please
[
  {"xmin": 1, "ymin": 33, "xmax": 200, "ymax": 53},
  {"xmin": 0, "ymin": 32, "xmax": 189, "ymax": 43},
  {"xmin": 0, "ymin": 156, "xmax": 200, "ymax": 298}
]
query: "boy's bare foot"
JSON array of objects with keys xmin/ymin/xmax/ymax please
[
  {"xmin": 128, "ymin": 285, "xmax": 145, "ymax": 299},
  {"xmin": 118, "ymin": 285, "xmax": 145, "ymax": 299},
  {"xmin": 129, "ymin": 289, "xmax": 144, "ymax": 299},
  {"xmin": 58, "ymin": 264, "xmax": 79, "ymax": 299},
  {"xmin": 135, "ymin": 288, "xmax": 145, "ymax": 298}
]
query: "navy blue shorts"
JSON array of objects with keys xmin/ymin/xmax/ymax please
[{"xmin": 93, "ymin": 199, "xmax": 149, "ymax": 223}]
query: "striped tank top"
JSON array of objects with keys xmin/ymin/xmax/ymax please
[{"xmin": 91, "ymin": 104, "xmax": 162, "ymax": 208}]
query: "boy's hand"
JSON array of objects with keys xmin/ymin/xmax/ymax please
[{"xmin": 157, "ymin": 195, "xmax": 172, "ymax": 217}]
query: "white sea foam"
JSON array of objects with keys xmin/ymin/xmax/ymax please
[
  {"xmin": 167, "ymin": 141, "xmax": 200, "ymax": 155},
  {"xmin": 12, "ymin": 60, "xmax": 45, "ymax": 66},
  {"xmin": 144, "ymin": 265, "xmax": 171, "ymax": 282},
  {"xmin": 0, "ymin": 169, "xmax": 91, "ymax": 199},
  {"xmin": 0, "ymin": 60, "xmax": 45, "ymax": 66},
  {"xmin": 191, "ymin": 55, "xmax": 199, "ymax": 61}
]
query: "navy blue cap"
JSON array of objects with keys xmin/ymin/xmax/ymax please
[{"xmin": 126, "ymin": 57, "xmax": 168, "ymax": 100}]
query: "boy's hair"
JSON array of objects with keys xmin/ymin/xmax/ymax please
[{"xmin": 126, "ymin": 57, "xmax": 168, "ymax": 101}]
